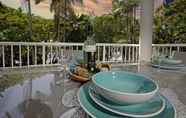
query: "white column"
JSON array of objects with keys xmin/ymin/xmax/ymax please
[{"xmin": 139, "ymin": 0, "xmax": 154, "ymax": 63}]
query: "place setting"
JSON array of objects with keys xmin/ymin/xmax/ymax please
[
  {"xmin": 78, "ymin": 71, "xmax": 176, "ymax": 118},
  {"xmin": 151, "ymin": 55, "xmax": 186, "ymax": 70}
]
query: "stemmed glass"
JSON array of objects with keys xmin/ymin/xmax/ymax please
[
  {"xmin": 57, "ymin": 49, "xmax": 72, "ymax": 85},
  {"xmin": 62, "ymin": 49, "xmax": 72, "ymax": 82}
]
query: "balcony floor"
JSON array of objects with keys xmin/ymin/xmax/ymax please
[{"xmin": 0, "ymin": 65, "xmax": 186, "ymax": 118}]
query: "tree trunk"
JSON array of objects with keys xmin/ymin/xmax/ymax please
[
  {"xmin": 54, "ymin": 4, "xmax": 60, "ymax": 41},
  {"xmin": 27, "ymin": 0, "xmax": 33, "ymax": 41}
]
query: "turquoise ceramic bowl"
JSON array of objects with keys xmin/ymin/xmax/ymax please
[
  {"xmin": 89, "ymin": 85, "xmax": 165, "ymax": 117},
  {"xmin": 92, "ymin": 71, "xmax": 158, "ymax": 104},
  {"xmin": 78, "ymin": 83, "xmax": 176, "ymax": 118}
]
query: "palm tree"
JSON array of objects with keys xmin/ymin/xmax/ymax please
[
  {"xmin": 112, "ymin": 0, "xmax": 139, "ymax": 43},
  {"xmin": 35, "ymin": 0, "xmax": 83, "ymax": 42}
]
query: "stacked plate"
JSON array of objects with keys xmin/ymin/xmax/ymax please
[
  {"xmin": 78, "ymin": 71, "xmax": 176, "ymax": 118},
  {"xmin": 151, "ymin": 57, "xmax": 185, "ymax": 70}
]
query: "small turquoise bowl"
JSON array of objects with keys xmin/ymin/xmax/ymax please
[{"xmin": 92, "ymin": 71, "xmax": 158, "ymax": 104}]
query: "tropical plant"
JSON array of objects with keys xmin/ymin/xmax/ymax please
[
  {"xmin": 154, "ymin": 0, "xmax": 186, "ymax": 43},
  {"xmin": 112, "ymin": 0, "xmax": 140, "ymax": 43},
  {"xmin": 0, "ymin": 2, "xmax": 53, "ymax": 42},
  {"xmin": 35, "ymin": 0, "xmax": 84, "ymax": 42},
  {"xmin": 112, "ymin": 0, "xmax": 139, "ymax": 13},
  {"xmin": 93, "ymin": 15, "xmax": 115, "ymax": 43}
]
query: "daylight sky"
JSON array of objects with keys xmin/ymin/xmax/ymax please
[{"xmin": 0, "ymin": 0, "xmax": 112, "ymax": 19}]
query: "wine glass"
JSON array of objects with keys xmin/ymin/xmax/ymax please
[{"xmin": 57, "ymin": 49, "xmax": 72, "ymax": 85}]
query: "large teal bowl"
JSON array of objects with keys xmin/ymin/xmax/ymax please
[{"xmin": 92, "ymin": 71, "xmax": 158, "ymax": 104}]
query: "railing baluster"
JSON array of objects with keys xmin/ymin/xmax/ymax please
[
  {"xmin": 103, "ymin": 46, "xmax": 106, "ymax": 62},
  {"xmin": 121, "ymin": 46, "xmax": 123, "ymax": 62},
  {"xmin": 70, "ymin": 45, "xmax": 73, "ymax": 57},
  {"xmin": 162, "ymin": 47, "xmax": 165, "ymax": 55},
  {"xmin": 177, "ymin": 46, "xmax": 180, "ymax": 52},
  {"xmin": 2, "ymin": 45, "xmax": 5, "ymax": 67},
  {"xmin": 157, "ymin": 46, "xmax": 160, "ymax": 56},
  {"xmin": 19, "ymin": 45, "xmax": 22, "ymax": 67},
  {"xmin": 11, "ymin": 45, "xmax": 13, "ymax": 67},
  {"xmin": 56, "ymin": 46, "xmax": 59, "ymax": 64},
  {"xmin": 27, "ymin": 46, "xmax": 29, "ymax": 66},
  {"xmin": 42, "ymin": 45, "xmax": 46, "ymax": 65},
  {"xmin": 97, "ymin": 46, "xmax": 100, "ymax": 61},
  {"xmin": 169, "ymin": 46, "xmax": 172, "ymax": 57},
  {"xmin": 50, "ymin": 46, "xmax": 53, "ymax": 64},
  {"xmin": 135, "ymin": 46, "xmax": 138, "ymax": 63},
  {"xmin": 124, "ymin": 46, "xmax": 127, "ymax": 63},
  {"xmin": 132, "ymin": 46, "xmax": 135, "ymax": 62},
  {"xmin": 60, "ymin": 46, "xmax": 63, "ymax": 62},
  {"xmin": 35, "ymin": 45, "xmax": 37, "ymax": 65},
  {"xmin": 106, "ymin": 46, "xmax": 109, "ymax": 61},
  {"xmin": 129, "ymin": 46, "xmax": 131, "ymax": 63},
  {"xmin": 64, "ymin": 46, "xmax": 66, "ymax": 58},
  {"xmin": 108, "ymin": 46, "xmax": 111, "ymax": 61},
  {"xmin": 137, "ymin": 46, "xmax": 139, "ymax": 62}
]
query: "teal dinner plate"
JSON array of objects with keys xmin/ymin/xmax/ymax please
[
  {"xmin": 161, "ymin": 58, "xmax": 182, "ymax": 65},
  {"xmin": 88, "ymin": 85, "xmax": 165, "ymax": 117},
  {"xmin": 151, "ymin": 63, "xmax": 185, "ymax": 70},
  {"xmin": 153, "ymin": 58, "xmax": 182, "ymax": 65},
  {"xmin": 78, "ymin": 82, "xmax": 176, "ymax": 118}
]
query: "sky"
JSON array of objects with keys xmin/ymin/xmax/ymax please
[{"xmin": 0, "ymin": 0, "xmax": 112, "ymax": 19}]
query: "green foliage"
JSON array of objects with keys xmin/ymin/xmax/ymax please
[
  {"xmin": 93, "ymin": 15, "xmax": 115, "ymax": 43},
  {"xmin": 0, "ymin": 1, "xmax": 140, "ymax": 43},
  {"xmin": 0, "ymin": 2, "xmax": 54, "ymax": 42},
  {"xmin": 1, "ymin": 0, "xmax": 186, "ymax": 44},
  {"xmin": 154, "ymin": 0, "xmax": 186, "ymax": 43},
  {"xmin": 48, "ymin": 0, "xmax": 84, "ymax": 41},
  {"xmin": 60, "ymin": 14, "xmax": 93, "ymax": 42},
  {"xmin": 111, "ymin": 0, "xmax": 140, "ymax": 43},
  {"xmin": 92, "ymin": 13, "xmax": 139, "ymax": 43},
  {"xmin": 92, "ymin": 0, "xmax": 140, "ymax": 43},
  {"xmin": 112, "ymin": 0, "xmax": 139, "ymax": 13}
]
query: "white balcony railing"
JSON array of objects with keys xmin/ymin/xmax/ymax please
[
  {"xmin": 97, "ymin": 43, "xmax": 139, "ymax": 64},
  {"xmin": 0, "ymin": 42, "xmax": 186, "ymax": 68},
  {"xmin": 152, "ymin": 44, "xmax": 186, "ymax": 57}
]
